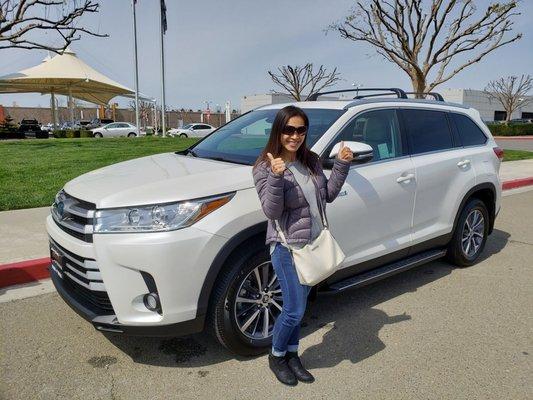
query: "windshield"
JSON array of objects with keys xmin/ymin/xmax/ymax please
[
  {"xmin": 182, "ymin": 124, "xmax": 193, "ymax": 129},
  {"xmin": 189, "ymin": 108, "xmax": 345, "ymax": 165}
]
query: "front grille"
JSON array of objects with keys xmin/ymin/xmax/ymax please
[
  {"xmin": 51, "ymin": 190, "xmax": 95, "ymax": 242},
  {"xmin": 50, "ymin": 238, "xmax": 114, "ymax": 315}
]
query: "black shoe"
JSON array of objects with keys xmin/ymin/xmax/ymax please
[
  {"xmin": 268, "ymin": 352, "xmax": 298, "ymax": 386},
  {"xmin": 285, "ymin": 351, "xmax": 315, "ymax": 383}
]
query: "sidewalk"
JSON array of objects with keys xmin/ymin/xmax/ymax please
[{"xmin": 1, "ymin": 159, "xmax": 532, "ymax": 286}]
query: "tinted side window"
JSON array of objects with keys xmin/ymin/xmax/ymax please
[
  {"xmin": 325, "ymin": 109, "xmax": 404, "ymax": 162},
  {"xmin": 402, "ymin": 109, "xmax": 453, "ymax": 155},
  {"xmin": 451, "ymin": 113, "xmax": 487, "ymax": 146}
]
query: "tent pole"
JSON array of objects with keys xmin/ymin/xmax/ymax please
[
  {"xmin": 68, "ymin": 86, "xmax": 74, "ymax": 124},
  {"xmin": 50, "ymin": 92, "xmax": 57, "ymax": 129}
]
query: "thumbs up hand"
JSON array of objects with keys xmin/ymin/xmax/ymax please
[
  {"xmin": 336, "ymin": 141, "xmax": 354, "ymax": 162},
  {"xmin": 267, "ymin": 152, "xmax": 286, "ymax": 175}
]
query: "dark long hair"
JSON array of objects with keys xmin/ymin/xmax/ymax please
[{"xmin": 253, "ymin": 105, "xmax": 318, "ymax": 174}]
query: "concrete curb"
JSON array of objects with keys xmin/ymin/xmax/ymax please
[
  {"xmin": 1, "ymin": 177, "xmax": 533, "ymax": 290},
  {"xmin": 493, "ymin": 136, "xmax": 533, "ymax": 140}
]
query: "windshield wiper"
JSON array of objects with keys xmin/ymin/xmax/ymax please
[
  {"xmin": 186, "ymin": 149, "xmax": 199, "ymax": 157},
  {"xmin": 204, "ymin": 156, "xmax": 250, "ymax": 165}
]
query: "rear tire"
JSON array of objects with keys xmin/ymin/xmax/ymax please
[
  {"xmin": 446, "ymin": 198, "xmax": 489, "ymax": 267},
  {"xmin": 208, "ymin": 241, "xmax": 282, "ymax": 356}
]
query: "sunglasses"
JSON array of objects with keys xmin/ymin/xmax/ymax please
[{"xmin": 282, "ymin": 125, "xmax": 307, "ymax": 136}]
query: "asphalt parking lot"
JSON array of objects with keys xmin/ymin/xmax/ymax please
[{"xmin": 1, "ymin": 189, "xmax": 532, "ymax": 400}]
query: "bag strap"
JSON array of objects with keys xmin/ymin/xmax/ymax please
[{"xmin": 274, "ymin": 167, "xmax": 329, "ymax": 244}]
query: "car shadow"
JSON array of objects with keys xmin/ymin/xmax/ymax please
[{"xmin": 102, "ymin": 229, "xmax": 510, "ymax": 368}]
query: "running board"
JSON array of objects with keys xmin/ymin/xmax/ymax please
[{"xmin": 323, "ymin": 249, "xmax": 447, "ymax": 293}]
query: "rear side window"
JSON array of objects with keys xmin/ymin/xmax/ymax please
[
  {"xmin": 402, "ymin": 109, "xmax": 453, "ymax": 155},
  {"xmin": 451, "ymin": 113, "xmax": 487, "ymax": 146}
]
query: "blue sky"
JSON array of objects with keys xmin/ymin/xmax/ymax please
[{"xmin": 1, "ymin": 0, "xmax": 531, "ymax": 111}]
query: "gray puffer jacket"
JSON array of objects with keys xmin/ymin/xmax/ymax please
[{"xmin": 252, "ymin": 154, "xmax": 351, "ymax": 247}]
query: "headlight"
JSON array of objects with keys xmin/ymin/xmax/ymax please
[{"xmin": 93, "ymin": 192, "xmax": 235, "ymax": 233}]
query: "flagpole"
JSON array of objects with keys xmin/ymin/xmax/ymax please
[
  {"xmin": 131, "ymin": 0, "xmax": 140, "ymax": 135},
  {"xmin": 159, "ymin": 0, "xmax": 167, "ymax": 137}
]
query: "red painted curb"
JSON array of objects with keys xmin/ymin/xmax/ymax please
[
  {"xmin": 1, "ymin": 176, "xmax": 533, "ymax": 289},
  {"xmin": 502, "ymin": 177, "xmax": 533, "ymax": 191},
  {"xmin": 0, "ymin": 257, "xmax": 51, "ymax": 289}
]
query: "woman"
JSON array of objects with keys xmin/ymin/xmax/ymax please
[{"xmin": 252, "ymin": 105, "xmax": 353, "ymax": 386}]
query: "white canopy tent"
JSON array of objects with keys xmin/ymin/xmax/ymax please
[{"xmin": 0, "ymin": 48, "xmax": 151, "ymax": 126}]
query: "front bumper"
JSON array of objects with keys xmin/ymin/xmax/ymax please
[
  {"xmin": 50, "ymin": 267, "xmax": 204, "ymax": 336},
  {"xmin": 46, "ymin": 214, "xmax": 227, "ymax": 336}
]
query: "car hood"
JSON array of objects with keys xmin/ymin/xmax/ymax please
[{"xmin": 63, "ymin": 152, "xmax": 254, "ymax": 208}]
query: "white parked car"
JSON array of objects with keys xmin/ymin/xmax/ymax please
[
  {"xmin": 47, "ymin": 88, "xmax": 502, "ymax": 356},
  {"xmin": 168, "ymin": 123, "xmax": 215, "ymax": 138},
  {"xmin": 91, "ymin": 122, "xmax": 139, "ymax": 138}
]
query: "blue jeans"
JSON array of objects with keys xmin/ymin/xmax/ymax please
[{"xmin": 270, "ymin": 242, "xmax": 312, "ymax": 356}]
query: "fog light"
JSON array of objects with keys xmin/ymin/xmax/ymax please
[{"xmin": 143, "ymin": 293, "xmax": 160, "ymax": 311}]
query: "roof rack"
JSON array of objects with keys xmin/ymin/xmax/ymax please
[
  {"xmin": 308, "ymin": 88, "xmax": 407, "ymax": 101},
  {"xmin": 404, "ymin": 92, "xmax": 444, "ymax": 101}
]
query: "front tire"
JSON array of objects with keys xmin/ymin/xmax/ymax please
[
  {"xmin": 179, "ymin": 133, "xmax": 188, "ymax": 138},
  {"xmin": 128, "ymin": 132, "xmax": 136, "ymax": 137},
  {"xmin": 208, "ymin": 241, "xmax": 282, "ymax": 356},
  {"xmin": 446, "ymin": 198, "xmax": 489, "ymax": 267},
  {"xmin": 94, "ymin": 132, "xmax": 103, "ymax": 138}
]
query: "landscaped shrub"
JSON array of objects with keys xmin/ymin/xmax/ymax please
[
  {"xmin": 487, "ymin": 123, "xmax": 533, "ymax": 136},
  {"xmin": 0, "ymin": 116, "xmax": 23, "ymax": 139},
  {"xmin": 79, "ymin": 130, "xmax": 93, "ymax": 138},
  {"xmin": 53, "ymin": 130, "xmax": 66, "ymax": 138},
  {"xmin": 65, "ymin": 130, "xmax": 81, "ymax": 138}
]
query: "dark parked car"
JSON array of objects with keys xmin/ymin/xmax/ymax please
[
  {"xmin": 510, "ymin": 118, "xmax": 533, "ymax": 124},
  {"xmin": 19, "ymin": 119, "xmax": 47, "ymax": 139}
]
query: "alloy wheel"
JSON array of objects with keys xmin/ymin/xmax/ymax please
[
  {"xmin": 461, "ymin": 209, "xmax": 485, "ymax": 258},
  {"xmin": 233, "ymin": 261, "xmax": 282, "ymax": 340}
]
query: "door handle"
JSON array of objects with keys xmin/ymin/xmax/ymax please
[
  {"xmin": 457, "ymin": 159, "xmax": 471, "ymax": 168},
  {"xmin": 396, "ymin": 173, "xmax": 415, "ymax": 183}
]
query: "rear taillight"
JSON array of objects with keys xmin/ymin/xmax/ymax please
[{"xmin": 493, "ymin": 146, "xmax": 504, "ymax": 161}]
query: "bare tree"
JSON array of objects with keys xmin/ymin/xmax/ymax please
[
  {"xmin": 0, "ymin": 0, "xmax": 106, "ymax": 53},
  {"xmin": 485, "ymin": 75, "xmax": 532, "ymax": 123},
  {"xmin": 128, "ymin": 100, "xmax": 152, "ymax": 128},
  {"xmin": 268, "ymin": 63, "xmax": 341, "ymax": 101},
  {"xmin": 331, "ymin": 1, "xmax": 521, "ymax": 95}
]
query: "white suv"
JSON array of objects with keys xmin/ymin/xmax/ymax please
[{"xmin": 47, "ymin": 89, "xmax": 502, "ymax": 355}]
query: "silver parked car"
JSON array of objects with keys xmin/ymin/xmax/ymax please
[
  {"xmin": 91, "ymin": 122, "xmax": 139, "ymax": 138},
  {"xmin": 168, "ymin": 123, "xmax": 215, "ymax": 138}
]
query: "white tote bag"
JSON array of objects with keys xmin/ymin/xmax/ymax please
[{"xmin": 273, "ymin": 174, "xmax": 345, "ymax": 286}]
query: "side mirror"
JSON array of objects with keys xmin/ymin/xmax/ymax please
[{"xmin": 328, "ymin": 140, "xmax": 373, "ymax": 164}]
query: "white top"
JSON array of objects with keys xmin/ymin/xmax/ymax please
[{"xmin": 270, "ymin": 160, "xmax": 323, "ymax": 255}]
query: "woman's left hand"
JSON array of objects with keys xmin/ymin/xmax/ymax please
[{"xmin": 336, "ymin": 141, "xmax": 354, "ymax": 162}]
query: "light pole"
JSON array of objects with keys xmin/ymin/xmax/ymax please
[
  {"xmin": 204, "ymin": 100, "xmax": 212, "ymax": 124},
  {"xmin": 352, "ymin": 82, "xmax": 362, "ymax": 98},
  {"xmin": 159, "ymin": 2, "xmax": 167, "ymax": 136},
  {"xmin": 131, "ymin": 0, "xmax": 140, "ymax": 133},
  {"xmin": 216, "ymin": 104, "xmax": 221, "ymax": 126}
]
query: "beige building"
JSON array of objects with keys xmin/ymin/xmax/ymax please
[
  {"xmin": 241, "ymin": 89, "xmax": 533, "ymax": 122},
  {"xmin": 441, "ymin": 88, "xmax": 533, "ymax": 122}
]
